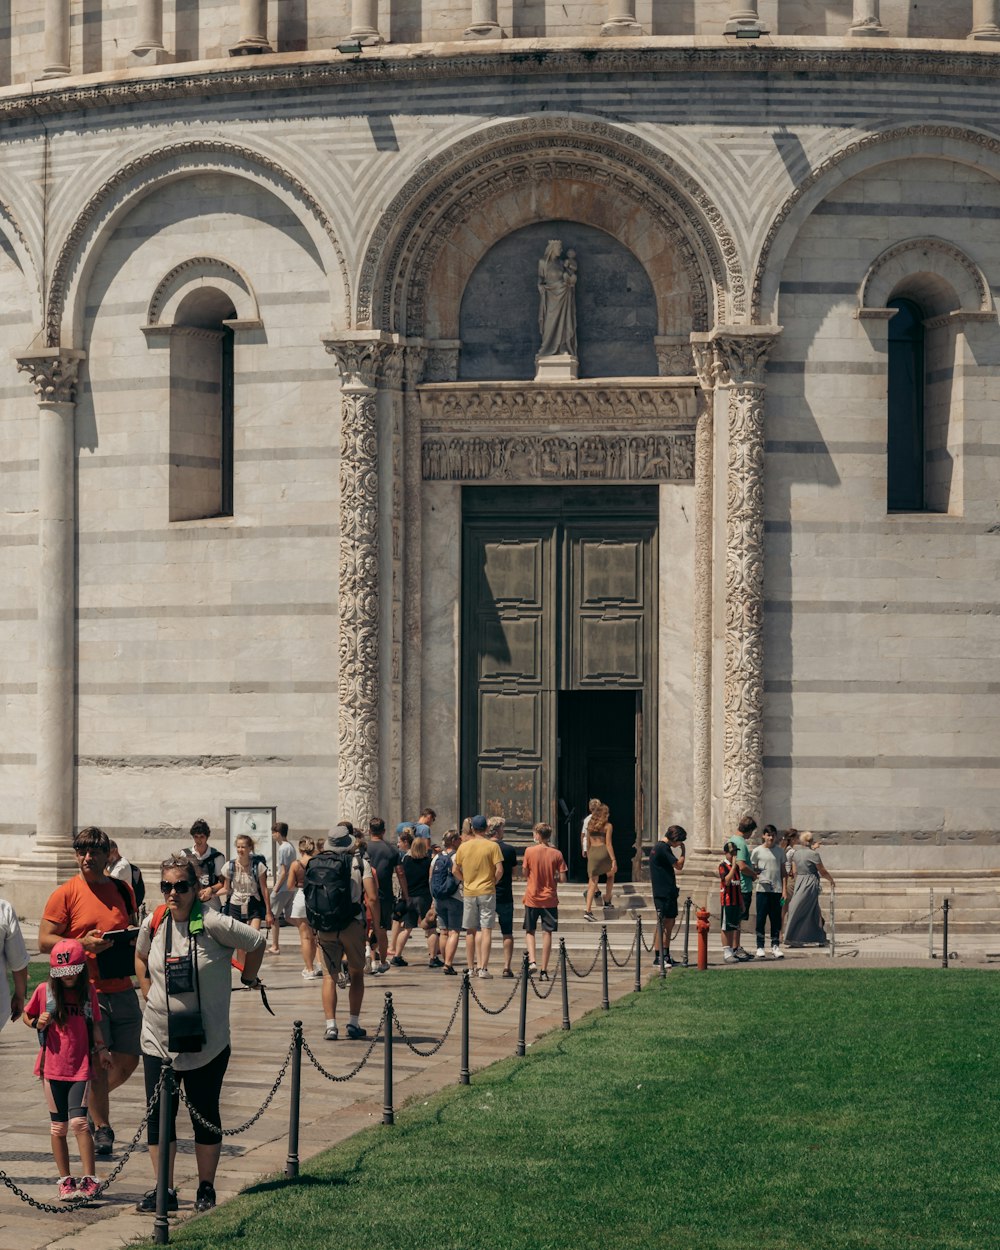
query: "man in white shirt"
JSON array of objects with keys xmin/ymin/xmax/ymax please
[{"xmin": 0, "ymin": 893, "xmax": 28, "ymax": 1033}]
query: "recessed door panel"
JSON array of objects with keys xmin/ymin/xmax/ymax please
[{"xmin": 479, "ymin": 690, "xmax": 541, "ymax": 757}]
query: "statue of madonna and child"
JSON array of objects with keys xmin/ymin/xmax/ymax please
[{"xmin": 536, "ymin": 239, "xmax": 579, "ymax": 379}]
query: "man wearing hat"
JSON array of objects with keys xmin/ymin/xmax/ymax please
[
  {"xmin": 452, "ymin": 815, "xmax": 503, "ymax": 978},
  {"xmin": 309, "ymin": 823, "xmax": 378, "ymax": 1041}
]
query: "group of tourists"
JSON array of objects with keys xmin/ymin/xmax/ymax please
[{"xmin": 718, "ymin": 818, "xmax": 836, "ymax": 963}]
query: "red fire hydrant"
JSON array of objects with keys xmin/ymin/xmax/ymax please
[{"xmin": 696, "ymin": 907, "xmax": 711, "ymax": 970}]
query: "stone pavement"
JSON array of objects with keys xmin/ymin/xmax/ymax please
[{"xmin": 1, "ymin": 923, "xmax": 995, "ymax": 1250}]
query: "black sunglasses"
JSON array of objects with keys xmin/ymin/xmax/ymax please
[{"xmin": 160, "ymin": 880, "xmax": 194, "ymax": 895}]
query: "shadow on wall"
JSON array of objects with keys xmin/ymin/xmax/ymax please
[
  {"xmin": 458, "ymin": 220, "xmax": 658, "ymax": 382},
  {"xmin": 277, "ymin": 0, "xmax": 309, "ymax": 50}
]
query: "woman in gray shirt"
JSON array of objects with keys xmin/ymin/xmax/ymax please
[
  {"xmin": 783, "ymin": 831, "xmax": 835, "ymax": 947},
  {"xmin": 134, "ymin": 855, "xmax": 265, "ymax": 1215}
]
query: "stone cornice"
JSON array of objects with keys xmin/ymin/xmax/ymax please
[{"xmin": 7, "ymin": 42, "xmax": 1000, "ymax": 122}]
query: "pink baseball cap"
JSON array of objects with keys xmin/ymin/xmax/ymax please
[{"xmin": 50, "ymin": 938, "xmax": 87, "ymax": 978}]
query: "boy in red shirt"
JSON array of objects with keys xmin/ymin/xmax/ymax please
[{"xmin": 719, "ymin": 842, "xmax": 744, "ymax": 965}]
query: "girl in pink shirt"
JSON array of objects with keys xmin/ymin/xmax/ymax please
[{"xmin": 23, "ymin": 939, "xmax": 112, "ymax": 1201}]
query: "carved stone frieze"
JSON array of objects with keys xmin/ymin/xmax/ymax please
[
  {"xmin": 419, "ymin": 382, "xmax": 699, "ymax": 430},
  {"xmin": 715, "ymin": 328, "xmax": 779, "ymax": 831},
  {"xmin": 655, "ymin": 337, "xmax": 694, "ymax": 377},
  {"xmin": 16, "ymin": 350, "xmax": 85, "ymax": 403},
  {"xmin": 422, "ymin": 432, "xmax": 694, "ymax": 482}
]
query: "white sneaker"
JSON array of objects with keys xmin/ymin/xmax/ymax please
[
  {"xmin": 755, "ymin": 948, "xmax": 766, "ymax": 959},
  {"xmin": 324, "ymin": 1023, "xmax": 338, "ymax": 1041},
  {"xmin": 771, "ymin": 946, "xmax": 784, "ymax": 959},
  {"xmin": 723, "ymin": 949, "xmax": 736, "ymax": 962},
  {"xmin": 477, "ymin": 968, "xmax": 492, "ymax": 979}
]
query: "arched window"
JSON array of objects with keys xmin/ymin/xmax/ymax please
[
  {"xmin": 168, "ymin": 288, "xmax": 237, "ymax": 521},
  {"xmin": 886, "ymin": 297, "xmax": 924, "ymax": 512}
]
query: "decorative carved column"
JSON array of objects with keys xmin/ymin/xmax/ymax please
[
  {"xmin": 15, "ymin": 350, "xmax": 85, "ymax": 896},
  {"xmin": 713, "ymin": 328, "xmax": 780, "ymax": 833},
  {"xmin": 130, "ymin": 0, "xmax": 172, "ymax": 65},
  {"xmin": 724, "ymin": 2, "xmax": 768, "ymax": 35},
  {"xmin": 401, "ymin": 345, "xmax": 427, "ymax": 817},
  {"xmin": 689, "ymin": 335, "xmax": 717, "ymax": 849},
  {"xmin": 465, "ymin": 0, "xmax": 503, "ymax": 39},
  {"xmin": 381, "ymin": 347, "xmax": 406, "ymax": 823},
  {"xmin": 970, "ymin": 0, "xmax": 1000, "ymax": 39},
  {"xmin": 41, "ymin": 0, "xmax": 71, "ymax": 78},
  {"xmin": 230, "ymin": 0, "xmax": 272, "ymax": 54},
  {"xmin": 850, "ymin": 0, "xmax": 885, "ymax": 36},
  {"xmin": 324, "ymin": 334, "xmax": 396, "ymax": 824},
  {"xmin": 601, "ymin": 0, "xmax": 642, "ymax": 38},
  {"xmin": 348, "ymin": 0, "xmax": 382, "ymax": 45}
]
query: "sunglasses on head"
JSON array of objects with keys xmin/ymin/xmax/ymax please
[{"xmin": 160, "ymin": 880, "xmax": 194, "ymax": 895}]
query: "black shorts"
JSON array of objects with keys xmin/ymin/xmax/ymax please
[
  {"xmin": 378, "ymin": 895, "xmax": 394, "ymax": 930},
  {"xmin": 397, "ymin": 897, "xmax": 431, "ymax": 929},
  {"xmin": 654, "ymin": 891, "xmax": 679, "ymax": 920},
  {"xmin": 523, "ymin": 906, "xmax": 558, "ymax": 933},
  {"xmin": 228, "ymin": 896, "xmax": 266, "ymax": 924}
]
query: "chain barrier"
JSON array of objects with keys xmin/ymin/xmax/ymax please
[
  {"xmin": 640, "ymin": 925, "xmax": 655, "ymax": 954},
  {"xmin": 391, "ymin": 987, "xmax": 464, "ymax": 1058},
  {"xmin": 564, "ymin": 945, "xmax": 601, "ymax": 978},
  {"xmin": 607, "ymin": 931, "xmax": 637, "ymax": 968},
  {"xmin": 831, "ymin": 907, "xmax": 940, "ymax": 955},
  {"xmin": 468, "ymin": 970, "xmax": 523, "ymax": 1015},
  {"xmin": 0, "ymin": 1068, "xmax": 166, "ymax": 1213},
  {"xmin": 176, "ymin": 1034, "xmax": 295, "ymax": 1137},
  {"xmin": 528, "ymin": 968, "xmax": 560, "ymax": 1000},
  {"xmin": 301, "ymin": 1017, "xmax": 384, "ymax": 1082}
]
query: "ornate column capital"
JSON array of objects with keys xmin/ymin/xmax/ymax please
[
  {"xmin": 16, "ymin": 348, "xmax": 85, "ymax": 403},
  {"xmin": 689, "ymin": 333, "xmax": 719, "ymax": 392},
  {"xmin": 710, "ymin": 326, "xmax": 781, "ymax": 388},
  {"xmin": 323, "ymin": 331, "xmax": 401, "ymax": 390}
]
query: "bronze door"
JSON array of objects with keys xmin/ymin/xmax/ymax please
[{"xmin": 462, "ymin": 487, "xmax": 657, "ymax": 852}]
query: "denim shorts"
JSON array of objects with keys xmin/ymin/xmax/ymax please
[
  {"xmin": 462, "ymin": 894, "xmax": 496, "ymax": 932},
  {"xmin": 434, "ymin": 895, "xmax": 463, "ymax": 931}
]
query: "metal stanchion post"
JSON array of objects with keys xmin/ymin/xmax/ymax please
[
  {"xmin": 601, "ymin": 926, "xmax": 610, "ymax": 1010},
  {"xmin": 942, "ymin": 898, "xmax": 950, "ymax": 969},
  {"xmin": 382, "ymin": 994, "xmax": 394, "ymax": 1125},
  {"xmin": 516, "ymin": 952, "xmax": 529, "ymax": 1056},
  {"xmin": 829, "ymin": 889, "xmax": 836, "ymax": 959},
  {"xmin": 634, "ymin": 916, "xmax": 642, "ymax": 992},
  {"xmin": 459, "ymin": 971, "xmax": 471, "ymax": 1084},
  {"xmin": 154, "ymin": 1061, "xmax": 174, "ymax": 1246},
  {"xmin": 285, "ymin": 1020, "xmax": 303, "ymax": 1178},
  {"xmin": 559, "ymin": 938, "xmax": 570, "ymax": 1030},
  {"xmin": 928, "ymin": 888, "xmax": 935, "ymax": 960},
  {"xmin": 683, "ymin": 897, "xmax": 692, "ymax": 967}
]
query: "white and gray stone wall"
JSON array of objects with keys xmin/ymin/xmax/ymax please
[{"xmin": 0, "ymin": 38, "xmax": 997, "ymax": 906}]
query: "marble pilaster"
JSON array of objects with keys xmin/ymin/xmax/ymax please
[
  {"xmin": 401, "ymin": 346, "xmax": 427, "ymax": 817},
  {"xmin": 324, "ymin": 333, "xmax": 397, "ymax": 825},
  {"xmin": 230, "ymin": 0, "xmax": 273, "ymax": 54},
  {"xmin": 712, "ymin": 327, "xmax": 780, "ymax": 833},
  {"xmin": 850, "ymin": 0, "xmax": 886, "ymax": 35},
  {"xmin": 131, "ymin": 0, "xmax": 172, "ymax": 65},
  {"xmin": 724, "ymin": 2, "xmax": 768, "ymax": 35},
  {"xmin": 970, "ymin": 0, "xmax": 1000, "ymax": 38},
  {"xmin": 41, "ymin": 0, "xmax": 70, "ymax": 78}
]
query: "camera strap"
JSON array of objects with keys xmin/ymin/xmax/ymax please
[{"xmin": 164, "ymin": 909, "xmax": 203, "ymax": 1024}]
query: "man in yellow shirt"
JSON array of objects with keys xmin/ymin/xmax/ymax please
[{"xmin": 453, "ymin": 815, "xmax": 503, "ymax": 979}]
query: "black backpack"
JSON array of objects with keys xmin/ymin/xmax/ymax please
[{"xmin": 304, "ymin": 852, "xmax": 358, "ymax": 932}]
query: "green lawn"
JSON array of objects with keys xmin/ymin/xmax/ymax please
[
  {"xmin": 136, "ymin": 969, "xmax": 998, "ymax": 1250},
  {"xmin": 7, "ymin": 959, "xmax": 49, "ymax": 1001}
]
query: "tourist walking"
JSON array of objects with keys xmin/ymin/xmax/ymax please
[
  {"xmin": 584, "ymin": 803, "xmax": 616, "ymax": 919},
  {"xmin": 186, "ymin": 820, "xmax": 227, "ymax": 912},
  {"xmin": 779, "ymin": 829, "xmax": 800, "ymax": 939},
  {"xmin": 430, "ymin": 830, "xmax": 463, "ymax": 975},
  {"xmin": 489, "ymin": 816, "xmax": 519, "ymax": 977},
  {"xmin": 521, "ymin": 823, "xmax": 567, "ymax": 979},
  {"xmin": 649, "ymin": 825, "xmax": 686, "ymax": 967},
  {"xmin": 288, "ymin": 837, "xmax": 322, "ymax": 979},
  {"xmin": 726, "ymin": 815, "xmax": 758, "ymax": 960},
  {"xmin": 134, "ymin": 855, "xmax": 266, "ymax": 1214},
  {"xmin": 391, "ymin": 836, "xmax": 435, "ymax": 967},
  {"xmin": 783, "ymin": 831, "xmax": 835, "ymax": 947},
  {"xmin": 107, "ymin": 841, "xmax": 146, "ymax": 911},
  {"xmin": 23, "ymin": 938, "xmax": 112, "ymax": 1202},
  {"xmin": 305, "ymin": 824, "xmax": 378, "ymax": 1040},
  {"xmin": 220, "ymin": 834, "xmax": 273, "ymax": 969},
  {"xmin": 365, "ymin": 817, "xmax": 406, "ymax": 972},
  {"xmin": 453, "ymin": 814, "xmax": 503, "ymax": 978},
  {"xmin": 38, "ymin": 827, "xmax": 142, "ymax": 1157},
  {"xmin": 269, "ymin": 822, "xmax": 295, "ymax": 951},
  {"xmin": 719, "ymin": 842, "xmax": 744, "ymax": 963},
  {"xmin": 0, "ymin": 890, "xmax": 28, "ymax": 1033},
  {"xmin": 750, "ymin": 827, "xmax": 787, "ymax": 958}
]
